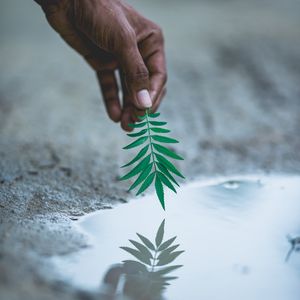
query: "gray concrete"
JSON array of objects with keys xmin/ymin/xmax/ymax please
[{"xmin": 1, "ymin": 0, "xmax": 300, "ymax": 299}]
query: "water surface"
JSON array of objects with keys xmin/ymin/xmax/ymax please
[{"xmin": 52, "ymin": 176, "xmax": 300, "ymax": 300}]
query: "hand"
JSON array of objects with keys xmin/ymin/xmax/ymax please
[{"xmin": 38, "ymin": 0, "xmax": 167, "ymax": 131}]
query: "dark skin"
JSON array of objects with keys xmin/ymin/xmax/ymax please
[{"xmin": 34, "ymin": 0, "xmax": 167, "ymax": 131}]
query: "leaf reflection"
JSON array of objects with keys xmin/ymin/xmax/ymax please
[{"xmin": 99, "ymin": 219, "xmax": 184, "ymax": 300}]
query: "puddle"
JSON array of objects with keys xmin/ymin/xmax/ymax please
[{"xmin": 52, "ymin": 176, "xmax": 300, "ymax": 300}]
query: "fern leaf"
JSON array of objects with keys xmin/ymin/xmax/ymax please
[
  {"xmin": 150, "ymin": 127, "xmax": 170, "ymax": 133},
  {"xmin": 136, "ymin": 233, "xmax": 155, "ymax": 250},
  {"xmin": 157, "ymin": 245, "xmax": 180, "ymax": 260},
  {"xmin": 119, "ymin": 154, "xmax": 151, "ymax": 181},
  {"xmin": 148, "ymin": 112, "xmax": 160, "ymax": 118},
  {"xmin": 120, "ymin": 246, "xmax": 151, "ymax": 265},
  {"xmin": 129, "ymin": 240, "xmax": 153, "ymax": 259},
  {"xmin": 151, "ymin": 135, "xmax": 179, "ymax": 144},
  {"xmin": 120, "ymin": 109, "xmax": 184, "ymax": 209},
  {"xmin": 155, "ymin": 220, "xmax": 165, "ymax": 247},
  {"xmin": 154, "ymin": 265, "xmax": 183, "ymax": 275},
  {"xmin": 149, "ymin": 121, "xmax": 167, "ymax": 126},
  {"xmin": 153, "ymin": 143, "xmax": 184, "ymax": 160},
  {"xmin": 127, "ymin": 129, "xmax": 147, "ymax": 137},
  {"xmin": 121, "ymin": 145, "xmax": 149, "ymax": 168},
  {"xmin": 157, "ymin": 237, "xmax": 177, "ymax": 252},
  {"xmin": 156, "ymin": 251, "xmax": 184, "ymax": 266},
  {"xmin": 137, "ymin": 114, "xmax": 147, "ymax": 121},
  {"xmin": 155, "ymin": 176, "xmax": 165, "ymax": 210},
  {"xmin": 155, "ymin": 153, "xmax": 185, "ymax": 179},
  {"xmin": 136, "ymin": 172, "xmax": 155, "ymax": 195},
  {"xmin": 123, "ymin": 136, "xmax": 148, "ymax": 150},
  {"xmin": 156, "ymin": 163, "xmax": 180, "ymax": 187},
  {"xmin": 128, "ymin": 122, "xmax": 147, "ymax": 128},
  {"xmin": 128, "ymin": 163, "xmax": 153, "ymax": 191},
  {"xmin": 157, "ymin": 171, "xmax": 177, "ymax": 193}
]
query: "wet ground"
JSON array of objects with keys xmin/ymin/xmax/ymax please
[
  {"xmin": 1, "ymin": 0, "xmax": 300, "ymax": 299},
  {"xmin": 52, "ymin": 176, "xmax": 300, "ymax": 300}
]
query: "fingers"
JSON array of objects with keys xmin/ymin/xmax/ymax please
[
  {"xmin": 141, "ymin": 41, "xmax": 166, "ymax": 109},
  {"xmin": 147, "ymin": 51, "xmax": 167, "ymax": 108},
  {"xmin": 151, "ymin": 87, "xmax": 166, "ymax": 113},
  {"xmin": 96, "ymin": 70, "xmax": 122, "ymax": 122},
  {"xmin": 138, "ymin": 26, "xmax": 167, "ymax": 111},
  {"xmin": 43, "ymin": 0, "xmax": 167, "ymax": 130},
  {"xmin": 119, "ymin": 43, "xmax": 152, "ymax": 110},
  {"xmin": 72, "ymin": 0, "xmax": 151, "ymax": 110},
  {"xmin": 120, "ymin": 70, "xmax": 135, "ymax": 132}
]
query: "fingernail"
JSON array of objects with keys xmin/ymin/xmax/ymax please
[{"xmin": 137, "ymin": 89, "xmax": 152, "ymax": 108}]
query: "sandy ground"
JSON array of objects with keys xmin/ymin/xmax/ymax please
[{"xmin": 0, "ymin": 0, "xmax": 300, "ymax": 299}]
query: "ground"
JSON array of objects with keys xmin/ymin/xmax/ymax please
[{"xmin": 0, "ymin": 0, "xmax": 300, "ymax": 299}]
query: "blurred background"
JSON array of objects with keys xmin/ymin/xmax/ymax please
[{"xmin": 1, "ymin": 0, "xmax": 300, "ymax": 299}]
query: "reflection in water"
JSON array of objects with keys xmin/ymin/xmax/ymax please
[
  {"xmin": 51, "ymin": 176, "xmax": 300, "ymax": 300},
  {"xmin": 285, "ymin": 236, "xmax": 300, "ymax": 262},
  {"xmin": 99, "ymin": 220, "xmax": 184, "ymax": 300}
]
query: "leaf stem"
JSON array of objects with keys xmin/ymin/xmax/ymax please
[
  {"xmin": 151, "ymin": 248, "xmax": 158, "ymax": 272},
  {"xmin": 146, "ymin": 108, "xmax": 157, "ymax": 174}
]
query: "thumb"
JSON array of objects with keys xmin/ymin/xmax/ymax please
[{"xmin": 119, "ymin": 45, "xmax": 152, "ymax": 110}]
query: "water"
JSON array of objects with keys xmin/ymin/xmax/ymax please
[{"xmin": 52, "ymin": 176, "xmax": 300, "ymax": 300}]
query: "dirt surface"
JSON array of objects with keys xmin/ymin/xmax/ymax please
[{"xmin": 1, "ymin": 0, "xmax": 300, "ymax": 299}]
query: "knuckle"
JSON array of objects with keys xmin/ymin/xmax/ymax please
[
  {"xmin": 115, "ymin": 27, "xmax": 136, "ymax": 55},
  {"xmin": 126, "ymin": 28, "xmax": 137, "ymax": 42},
  {"xmin": 152, "ymin": 26, "xmax": 164, "ymax": 44},
  {"xmin": 119, "ymin": 27, "xmax": 136, "ymax": 47},
  {"xmin": 128, "ymin": 69, "xmax": 149, "ymax": 84}
]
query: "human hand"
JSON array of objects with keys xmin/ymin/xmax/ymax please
[{"xmin": 37, "ymin": 0, "xmax": 167, "ymax": 131}]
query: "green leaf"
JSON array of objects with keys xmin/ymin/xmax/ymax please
[
  {"xmin": 156, "ymin": 162, "xmax": 180, "ymax": 186},
  {"xmin": 127, "ymin": 129, "xmax": 147, "ymax": 137},
  {"xmin": 149, "ymin": 121, "xmax": 167, "ymax": 126},
  {"xmin": 136, "ymin": 233, "xmax": 155, "ymax": 251},
  {"xmin": 128, "ymin": 122, "xmax": 147, "ymax": 128},
  {"xmin": 156, "ymin": 251, "xmax": 184, "ymax": 266},
  {"xmin": 157, "ymin": 236, "xmax": 177, "ymax": 252},
  {"xmin": 137, "ymin": 114, "xmax": 147, "ymax": 121},
  {"xmin": 157, "ymin": 163, "xmax": 180, "ymax": 187},
  {"xmin": 155, "ymin": 220, "xmax": 165, "ymax": 247},
  {"xmin": 155, "ymin": 153, "xmax": 185, "ymax": 179},
  {"xmin": 129, "ymin": 240, "xmax": 153, "ymax": 259},
  {"xmin": 155, "ymin": 176, "xmax": 165, "ymax": 210},
  {"xmin": 157, "ymin": 172, "xmax": 177, "ymax": 193},
  {"xmin": 148, "ymin": 112, "xmax": 160, "ymax": 118},
  {"xmin": 121, "ymin": 145, "xmax": 149, "ymax": 168},
  {"xmin": 121, "ymin": 109, "xmax": 185, "ymax": 210},
  {"xmin": 128, "ymin": 163, "xmax": 153, "ymax": 191},
  {"xmin": 123, "ymin": 136, "xmax": 148, "ymax": 150},
  {"xmin": 136, "ymin": 172, "xmax": 155, "ymax": 195},
  {"xmin": 151, "ymin": 135, "xmax": 178, "ymax": 144},
  {"xmin": 153, "ymin": 143, "xmax": 183, "ymax": 160},
  {"xmin": 150, "ymin": 127, "xmax": 170, "ymax": 133},
  {"xmin": 154, "ymin": 265, "xmax": 183, "ymax": 275},
  {"xmin": 120, "ymin": 155, "xmax": 151, "ymax": 181},
  {"xmin": 120, "ymin": 247, "xmax": 151, "ymax": 265}
]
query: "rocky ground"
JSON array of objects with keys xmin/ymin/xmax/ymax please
[{"xmin": 1, "ymin": 0, "xmax": 300, "ymax": 299}]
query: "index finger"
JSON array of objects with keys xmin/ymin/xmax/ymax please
[{"xmin": 146, "ymin": 49, "xmax": 167, "ymax": 107}]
